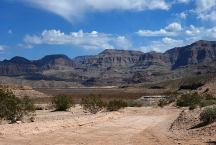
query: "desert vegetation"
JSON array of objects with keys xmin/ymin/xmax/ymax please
[
  {"xmin": 0, "ymin": 89, "xmax": 35, "ymax": 123},
  {"xmin": 107, "ymin": 100, "xmax": 128, "ymax": 111},
  {"xmin": 176, "ymin": 93, "xmax": 216, "ymax": 110},
  {"xmin": 176, "ymin": 93, "xmax": 201, "ymax": 109},
  {"xmin": 200, "ymin": 107, "xmax": 216, "ymax": 124},
  {"xmin": 81, "ymin": 95, "xmax": 106, "ymax": 114},
  {"xmin": 158, "ymin": 91, "xmax": 216, "ymax": 110},
  {"xmin": 158, "ymin": 91, "xmax": 179, "ymax": 107},
  {"xmin": 80, "ymin": 95, "xmax": 135, "ymax": 113},
  {"xmin": 52, "ymin": 95, "xmax": 74, "ymax": 111}
]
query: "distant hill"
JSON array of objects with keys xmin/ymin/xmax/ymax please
[{"xmin": 0, "ymin": 40, "xmax": 216, "ymax": 87}]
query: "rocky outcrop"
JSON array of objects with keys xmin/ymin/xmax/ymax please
[
  {"xmin": 34, "ymin": 54, "xmax": 75, "ymax": 70},
  {"xmin": 165, "ymin": 40, "xmax": 216, "ymax": 69},
  {"xmin": 0, "ymin": 57, "xmax": 38, "ymax": 75},
  {"xmin": 74, "ymin": 49, "xmax": 143, "ymax": 68}
]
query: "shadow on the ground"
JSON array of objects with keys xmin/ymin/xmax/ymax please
[
  {"xmin": 206, "ymin": 141, "xmax": 216, "ymax": 145},
  {"xmin": 190, "ymin": 122, "xmax": 209, "ymax": 129}
]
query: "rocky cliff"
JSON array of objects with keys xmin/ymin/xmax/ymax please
[{"xmin": 0, "ymin": 40, "xmax": 216, "ymax": 87}]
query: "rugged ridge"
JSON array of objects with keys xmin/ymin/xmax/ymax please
[
  {"xmin": 0, "ymin": 40, "xmax": 216, "ymax": 86},
  {"xmin": 34, "ymin": 54, "xmax": 74, "ymax": 70},
  {"xmin": 165, "ymin": 40, "xmax": 216, "ymax": 69}
]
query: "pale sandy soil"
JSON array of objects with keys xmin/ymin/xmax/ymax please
[{"xmin": 0, "ymin": 106, "xmax": 213, "ymax": 145}]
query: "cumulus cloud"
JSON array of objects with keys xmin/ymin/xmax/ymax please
[
  {"xmin": 137, "ymin": 22, "xmax": 182, "ymax": 37},
  {"xmin": 195, "ymin": 0, "xmax": 216, "ymax": 22},
  {"xmin": 113, "ymin": 36, "xmax": 132, "ymax": 50},
  {"xmin": 140, "ymin": 37, "xmax": 184, "ymax": 52},
  {"xmin": 165, "ymin": 22, "xmax": 182, "ymax": 31},
  {"xmin": 137, "ymin": 23, "xmax": 216, "ymax": 52},
  {"xmin": 19, "ymin": 0, "xmax": 170, "ymax": 22},
  {"xmin": 185, "ymin": 25, "xmax": 216, "ymax": 40},
  {"xmin": 179, "ymin": 12, "xmax": 187, "ymax": 19},
  {"xmin": 185, "ymin": 25, "xmax": 201, "ymax": 36},
  {"xmin": 24, "ymin": 29, "xmax": 131, "ymax": 50}
]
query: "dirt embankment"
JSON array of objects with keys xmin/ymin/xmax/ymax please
[{"xmin": 170, "ymin": 108, "xmax": 216, "ymax": 145}]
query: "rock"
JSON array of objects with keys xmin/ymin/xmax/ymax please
[
  {"xmin": 16, "ymin": 121, "xmax": 22, "ymax": 124},
  {"xmin": 0, "ymin": 40, "xmax": 216, "ymax": 87}
]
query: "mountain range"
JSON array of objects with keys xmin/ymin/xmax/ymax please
[{"xmin": 0, "ymin": 40, "xmax": 216, "ymax": 87}]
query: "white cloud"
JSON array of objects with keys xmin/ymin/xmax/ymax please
[
  {"xmin": 137, "ymin": 29, "xmax": 175, "ymax": 37},
  {"xmin": 137, "ymin": 22, "xmax": 182, "ymax": 37},
  {"xmin": 195, "ymin": 0, "xmax": 216, "ymax": 22},
  {"xmin": 0, "ymin": 45, "xmax": 5, "ymax": 51},
  {"xmin": 137, "ymin": 23, "xmax": 216, "ymax": 52},
  {"xmin": 113, "ymin": 36, "xmax": 132, "ymax": 50},
  {"xmin": 179, "ymin": 12, "xmax": 187, "ymax": 19},
  {"xmin": 24, "ymin": 35, "xmax": 43, "ymax": 45},
  {"xmin": 185, "ymin": 25, "xmax": 201, "ymax": 36},
  {"xmin": 165, "ymin": 22, "xmax": 182, "ymax": 31},
  {"xmin": 140, "ymin": 37, "xmax": 184, "ymax": 52},
  {"xmin": 24, "ymin": 29, "xmax": 131, "ymax": 50},
  {"xmin": 19, "ymin": 0, "xmax": 170, "ymax": 22},
  {"xmin": 185, "ymin": 25, "xmax": 216, "ymax": 40}
]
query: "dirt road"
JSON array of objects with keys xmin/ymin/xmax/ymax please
[{"xmin": 0, "ymin": 107, "xmax": 181, "ymax": 145}]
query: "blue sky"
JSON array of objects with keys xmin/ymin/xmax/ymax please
[{"xmin": 0, "ymin": 0, "xmax": 216, "ymax": 60}]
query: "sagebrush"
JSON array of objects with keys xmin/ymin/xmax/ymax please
[
  {"xmin": 52, "ymin": 95, "xmax": 74, "ymax": 111},
  {"xmin": 81, "ymin": 96, "xmax": 106, "ymax": 114},
  {"xmin": 200, "ymin": 107, "xmax": 216, "ymax": 124},
  {"xmin": 0, "ymin": 89, "xmax": 35, "ymax": 123},
  {"xmin": 107, "ymin": 100, "xmax": 128, "ymax": 111}
]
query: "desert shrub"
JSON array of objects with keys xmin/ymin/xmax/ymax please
[
  {"xmin": 200, "ymin": 100, "xmax": 216, "ymax": 107},
  {"xmin": 200, "ymin": 94, "xmax": 216, "ymax": 107},
  {"xmin": 158, "ymin": 98, "xmax": 169, "ymax": 107},
  {"xmin": 176, "ymin": 93, "xmax": 216, "ymax": 109},
  {"xmin": 176, "ymin": 93, "xmax": 201, "ymax": 109},
  {"xmin": 0, "ymin": 89, "xmax": 35, "ymax": 123},
  {"xmin": 21, "ymin": 96, "xmax": 36, "ymax": 114},
  {"xmin": 107, "ymin": 100, "xmax": 128, "ymax": 111},
  {"xmin": 52, "ymin": 95, "xmax": 74, "ymax": 111},
  {"xmin": 203, "ymin": 94, "xmax": 216, "ymax": 100},
  {"xmin": 200, "ymin": 107, "xmax": 216, "ymax": 124},
  {"xmin": 158, "ymin": 91, "xmax": 179, "ymax": 107},
  {"xmin": 81, "ymin": 96, "xmax": 106, "ymax": 114}
]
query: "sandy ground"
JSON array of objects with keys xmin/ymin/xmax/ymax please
[{"xmin": 0, "ymin": 106, "xmax": 208, "ymax": 145}]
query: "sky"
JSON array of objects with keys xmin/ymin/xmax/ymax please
[{"xmin": 0, "ymin": 0, "xmax": 216, "ymax": 60}]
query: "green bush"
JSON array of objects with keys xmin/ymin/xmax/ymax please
[
  {"xmin": 21, "ymin": 96, "xmax": 36, "ymax": 114},
  {"xmin": 158, "ymin": 98, "xmax": 169, "ymax": 107},
  {"xmin": 203, "ymin": 94, "xmax": 216, "ymax": 100},
  {"xmin": 200, "ymin": 94, "xmax": 216, "ymax": 107},
  {"xmin": 200, "ymin": 100, "xmax": 216, "ymax": 107},
  {"xmin": 176, "ymin": 93, "xmax": 201, "ymax": 109},
  {"xmin": 81, "ymin": 96, "xmax": 106, "ymax": 114},
  {"xmin": 158, "ymin": 91, "xmax": 179, "ymax": 107},
  {"xmin": 200, "ymin": 107, "xmax": 216, "ymax": 124},
  {"xmin": 52, "ymin": 95, "xmax": 74, "ymax": 111},
  {"xmin": 107, "ymin": 100, "xmax": 128, "ymax": 111},
  {"xmin": 0, "ymin": 89, "xmax": 35, "ymax": 123}
]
